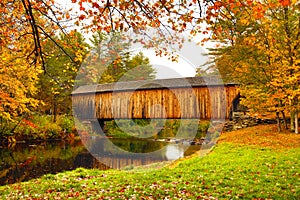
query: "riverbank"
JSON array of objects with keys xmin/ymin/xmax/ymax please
[
  {"xmin": 1, "ymin": 124, "xmax": 299, "ymax": 199},
  {"xmin": 1, "ymin": 118, "xmax": 210, "ymax": 145},
  {"xmin": 0, "ymin": 115, "xmax": 77, "ymax": 145}
]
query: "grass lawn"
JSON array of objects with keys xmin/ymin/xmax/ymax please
[{"xmin": 1, "ymin": 125, "xmax": 299, "ymax": 199}]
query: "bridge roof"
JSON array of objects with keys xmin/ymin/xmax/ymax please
[{"xmin": 72, "ymin": 76, "xmax": 237, "ymax": 95}]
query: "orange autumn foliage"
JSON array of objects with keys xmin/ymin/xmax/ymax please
[
  {"xmin": 206, "ymin": 0, "xmax": 300, "ymax": 131},
  {"xmin": 219, "ymin": 125, "xmax": 300, "ymax": 149}
]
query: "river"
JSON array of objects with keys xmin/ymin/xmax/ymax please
[{"xmin": 0, "ymin": 137, "xmax": 201, "ymax": 185}]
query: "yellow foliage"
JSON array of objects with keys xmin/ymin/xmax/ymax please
[
  {"xmin": 213, "ymin": 1, "xmax": 300, "ymax": 115},
  {"xmin": 0, "ymin": 44, "xmax": 42, "ymax": 122}
]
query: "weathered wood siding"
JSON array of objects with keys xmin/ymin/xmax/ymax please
[{"xmin": 72, "ymin": 85, "xmax": 239, "ymax": 120}]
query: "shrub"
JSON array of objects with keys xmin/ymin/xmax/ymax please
[
  {"xmin": 2, "ymin": 115, "xmax": 76, "ymax": 141},
  {"xmin": 57, "ymin": 116, "xmax": 74, "ymax": 133},
  {"xmin": 43, "ymin": 123, "xmax": 62, "ymax": 139}
]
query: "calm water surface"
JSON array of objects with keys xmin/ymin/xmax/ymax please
[{"xmin": 0, "ymin": 137, "xmax": 201, "ymax": 185}]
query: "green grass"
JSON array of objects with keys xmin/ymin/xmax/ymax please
[{"xmin": 0, "ymin": 142, "xmax": 299, "ymax": 199}]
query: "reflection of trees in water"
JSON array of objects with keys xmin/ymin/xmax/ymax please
[
  {"xmin": 109, "ymin": 139, "xmax": 166, "ymax": 153},
  {"xmin": 0, "ymin": 141, "xmax": 85, "ymax": 185},
  {"xmin": 156, "ymin": 119, "xmax": 209, "ymax": 139},
  {"xmin": 84, "ymin": 137, "xmax": 170, "ymax": 169},
  {"xmin": 0, "ymin": 141, "xmax": 165, "ymax": 185}
]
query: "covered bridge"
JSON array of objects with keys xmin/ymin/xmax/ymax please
[{"xmin": 72, "ymin": 76, "xmax": 239, "ymax": 121}]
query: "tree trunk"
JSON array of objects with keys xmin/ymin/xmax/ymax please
[
  {"xmin": 276, "ymin": 112, "xmax": 281, "ymax": 132},
  {"xmin": 290, "ymin": 111, "xmax": 295, "ymax": 132},
  {"xmin": 53, "ymin": 95, "xmax": 57, "ymax": 123},
  {"xmin": 280, "ymin": 111, "xmax": 288, "ymax": 130},
  {"xmin": 295, "ymin": 110, "xmax": 298, "ymax": 134}
]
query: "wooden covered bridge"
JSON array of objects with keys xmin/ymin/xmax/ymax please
[{"xmin": 72, "ymin": 76, "xmax": 239, "ymax": 122}]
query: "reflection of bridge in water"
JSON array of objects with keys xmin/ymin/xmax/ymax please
[
  {"xmin": 79, "ymin": 136, "xmax": 201, "ymax": 169},
  {"xmin": 72, "ymin": 76, "xmax": 239, "ymax": 123},
  {"xmin": 74, "ymin": 152, "xmax": 167, "ymax": 170}
]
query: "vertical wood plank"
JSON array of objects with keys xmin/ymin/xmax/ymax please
[{"xmin": 73, "ymin": 85, "xmax": 240, "ymax": 120}]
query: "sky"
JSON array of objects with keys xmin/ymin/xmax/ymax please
[{"xmin": 132, "ymin": 39, "xmax": 211, "ymax": 79}]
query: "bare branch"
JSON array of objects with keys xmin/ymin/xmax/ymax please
[
  {"xmin": 36, "ymin": 25, "xmax": 76, "ymax": 64},
  {"xmin": 21, "ymin": 0, "xmax": 45, "ymax": 70}
]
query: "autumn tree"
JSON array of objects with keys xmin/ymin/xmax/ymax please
[
  {"xmin": 0, "ymin": 39, "xmax": 41, "ymax": 136},
  {"xmin": 37, "ymin": 31, "xmax": 88, "ymax": 121},
  {"xmin": 0, "ymin": 0, "xmax": 79, "ymax": 131},
  {"xmin": 1, "ymin": 0, "xmax": 224, "ymax": 67},
  {"xmin": 205, "ymin": 1, "xmax": 300, "ymax": 132},
  {"xmin": 0, "ymin": 0, "xmax": 76, "ymax": 70},
  {"xmin": 4, "ymin": 0, "xmax": 294, "ymax": 69}
]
